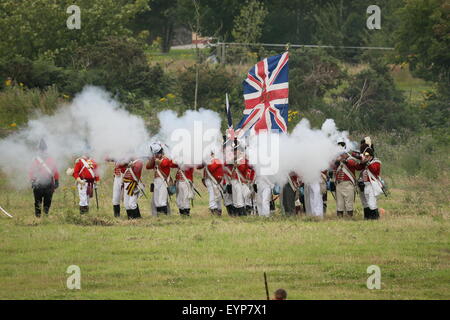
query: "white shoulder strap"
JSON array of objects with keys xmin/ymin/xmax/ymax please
[
  {"xmin": 80, "ymin": 158, "xmax": 95, "ymax": 178},
  {"xmin": 36, "ymin": 157, "xmax": 53, "ymax": 176}
]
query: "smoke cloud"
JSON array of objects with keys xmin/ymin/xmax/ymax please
[
  {"xmin": 0, "ymin": 86, "xmax": 151, "ymax": 189},
  {"xmin": 248, "ymin": 118, "xmax": 355, "ymax": 185}
]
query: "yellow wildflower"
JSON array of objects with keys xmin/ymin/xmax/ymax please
[
  {"xmin": 5, "ymin": 79, "xmax": 12, "ymax": 87},
  {"xmin": 166, "ymin": 93, "xmax": 176, "ymax": 99},
  {"xmin": 160, "ymin": 97, "xmax": 167, "ymax": 102},
  {"xmin": 19, "ymin": 82, "xmax": 24, "ymax": 87},
  {"xmin": 63, "ymin": 94, "xmax": 70, "ymax": 99},
  {"xmin": 10, "ymin": 123, "xmax": 17, "ymax": 127}
]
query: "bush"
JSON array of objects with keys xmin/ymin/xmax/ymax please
[
  {"xmin": 338, "ymin": 62, "xmax": 420, "ymax": 131},
  {"xmin": 176, "ymin": 63, "xmax": 242, "ymax": 114},
  {"xmin": 289, "ymin": 48, "xmax": 345, "ymax": 110},
  {"xmin": 0, "ymin": 86, "xmax": 62, "ymax": 136}
]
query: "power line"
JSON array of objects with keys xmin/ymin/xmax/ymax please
[{"xmin": 216, "ymin": 42, "xmax": 394, "ymax": 51}]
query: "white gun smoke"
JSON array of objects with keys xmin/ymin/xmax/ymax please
[
  {"xmin": 0, "ymin": 86, "xmax": 151, "ymax": 189},
  {"xmin": 155, "ymin": 109, "xmax": 223, "ymax": 167},
  {"xmin": 248, "ymin": 118, "xmax": 356, "ymax": 186}
]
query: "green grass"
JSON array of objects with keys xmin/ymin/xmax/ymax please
[
  {"xmin": 0, "ymin": 164, "xmax": 449, "ymax": 300},
  {"xmin": 390, "ymin": 65, "xmax": 434, "ymax": 103}
]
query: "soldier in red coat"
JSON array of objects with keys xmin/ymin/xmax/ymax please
[
  {"xmin": 357, "ymin": 148, "xmax": 382, "ymax": 220},
  {"xmin": 72, "ymin": 149, "xmax": 100, "ymax": 214},
  {"xmin": 175, "ymin": 165, "xmax": 196, "ymax": 216},
  {"xmin": 231, "ymin": 146, "xmax": 252, "ymax": 216},
  {"xmin": 146, "ymin": 143, "xmax": 177, "ymax": 215},
  {"xmin": 105, "ymin": 157, "xmax": 128, "ymax": 217},
  {"xmin": 29, "ymin": 139, "xmax": 59, "ymax": 217},
  {"xmin": 122, "ymin": 157, "xmax": 145, "ymax": 219},
  {"xmin": 203, "ymin": 149, "xmax": 224, "ymax": 216},
  {"xmin": 332, "ymin": 141, "xmax": 360, "ymax": 217}
]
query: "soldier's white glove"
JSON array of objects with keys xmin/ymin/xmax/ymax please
[{"xmin": 76, "ymin": 177, "xmax": 85, "ymax": 185}]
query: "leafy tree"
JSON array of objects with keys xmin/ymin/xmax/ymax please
[
  {"xmin": 0, "ymin": 0, "xmax": 148, "ymax": 62},
  {"xmin": 232, "ymin": 0, "xmax": 268, "ymax": 44},
  {"xmin": 395, "ymin": 0, "xmax": 449, "ymax": 91}
]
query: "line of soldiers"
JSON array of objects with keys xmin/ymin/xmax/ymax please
[{"xmin": 29, "ymin": 136, "xmax": 383, "ymax": 220}]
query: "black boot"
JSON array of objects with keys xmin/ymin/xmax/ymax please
[
  {"xmin": 245, "ymin": 205, "xmax": 252, "ymax": 215},
  {"xmin": 371, "ymin": 209, "xmax": 380, "ymax": 220},
  {"xmin": 113, "ymin": 205, "xmax": 120, "ymax": 217},
  {"xmin": 226, "ymin": 205, "xmax": 234, "ymax": 216},
  {"xmin": 180, "ymin": 208, "xmax": 185, "ymax": 215},
  {"xmin": 337, "ymin": 211, "xmax": 344, "ymax": 218},
  {"xmin": 126, "ymin": 210, "xmax": 133, "ymax": 220},
  {"xmin": 363, "ymin": 207, "xmax": 370, "ymax": 220},
  {"xmin": 185, "ymin": 208, "xmax": 190, "ymax": 216},
  {"xmin": 346, "ymin": 210, "xmax": 353, "ymax": 217},
  {"xmin": 80, "ymin": 206, "xmax": 89, "ymax": 214},
  {"xmin": 216, "ymin": 209, "xmax": 222, "ymax": 216},
  {"xmin": 35, "ymin": 206, "xmax": 41, "ymax": 218},
  {"xmin": 156, "ymin": 206, "xmax": 168, "ymax": 215},
  {"xmin": 134, "ymin": 206, "xmax": 142, "ymax": 219}
]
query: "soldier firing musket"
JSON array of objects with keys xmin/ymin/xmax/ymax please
[
  {"xmin": 122, "ymin": 156, "xmax": 145, "ymax": 219},
  {"xmin": 105, "ymin": 156, "xmax": 128, "ymax": 217},
  {"xmin": 230, "ymin": 141, "xmax": 252, "ymax": 216},
  {"xmin": 146, "ymin": 142, "xmax": 177, "ymax": 216},
  {"xmin": 202, "ymin": 148, "xmax": 225, "ymax": 216},
  {"xmin": 331, "ymin": 140, "xmax": 361, "ymax": 218},
  {"xmin": 174, "ymin": 164, "xmax": 199, "ymax": 216}
]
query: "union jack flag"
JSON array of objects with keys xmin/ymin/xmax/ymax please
[{"xmin": 236, "ymin": 52, "xmax": 289, "ymax": 137}]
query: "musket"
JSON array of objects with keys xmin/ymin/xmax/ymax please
[
  {"xmin": 0, "ymin": 205, "xmax": 13, "ymax": 218},
  {"xmin": 94, "ymin": 184, "xmax": 99, "ymax": 210},
  {"xmin": 137, "ymin": 182, "xmax": 148, "ymax": 199},
  {"xmin": 264, "ymin": 272, "xmax": 270, "ymax": 300}
]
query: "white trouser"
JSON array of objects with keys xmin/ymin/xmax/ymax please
[
  {"xmin": 359, "ymin": 182, "xmax": 378, "ymax": 210},
  {"xmin": 112, "ymin": 175, "xmax": 123, "ymax": 206},
  {"xmin": 223, "ymin": 179, "xmax": 233, "ymax": 206},
  {"xmin": 256, "ymin": 179, "xmax": 272, "ymax": 217},
  {"xmin": 176, "ymin": 180, "xmax": 192, "ymax": 210},
  {"xmin": 205, "ymin": 178, "xmax": 222, "ymax": 210},
  {"xmin": 304, "ymin": 182, "xmax": 323, "ymax": 217},
  {"xmin": 77, "ymin": 183, "xmax": 90, "ymax": 206},
  {"xmin": 151, "ymin": 177, "xmax": 171, "ymax": 216},
  {"xmin": 123, "ymin": 181, "xmax": 139, "ymax": 210},
  {"xmin": 244, "ymin": 184, "xmax": 253, "ymax": 207},
  {"xmin": 232, "ymin": 179, "xmax": 249, "ymax": 208}
]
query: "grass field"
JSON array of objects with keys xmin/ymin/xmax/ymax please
[{"xmin": 0, "ymin": 163, "xmax": 449, "ymax": 300}]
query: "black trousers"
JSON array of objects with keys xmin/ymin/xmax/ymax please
[{"xmin": 33, "ymin": 185, "xmax": 54, "ymax": 216}]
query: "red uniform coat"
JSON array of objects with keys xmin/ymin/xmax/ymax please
[
  {"xmin": 203, "ymin": 158, "xmax": 224, "ymax": 183},
  {"xmin": 73, "ymin": 157, "xmax": 99, "ymax": 182},
  {"xmin": 123, "ymin": 159, "xmax": 144, "ymax": 181},
  {"xmin": 175, "ymin": 166, "xmax": 194, "ymax": 182},
  {"xmin": 334, "ymin": 158, "xmax": 359, "ymax": 183},
  {"xmin": 146, "ymin": 156, "xmax": 177, "ymax": 179},
  {"xmin": 361, "ymin": 160, "xmax": 381, "ymax": 182},
  {"xmin": 29, "ymin": 156, "xmax": 59, "ymax": 184},
  {"xmin": 232, "ymin": 158, "xmax": 251, "ymax": 183}
]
